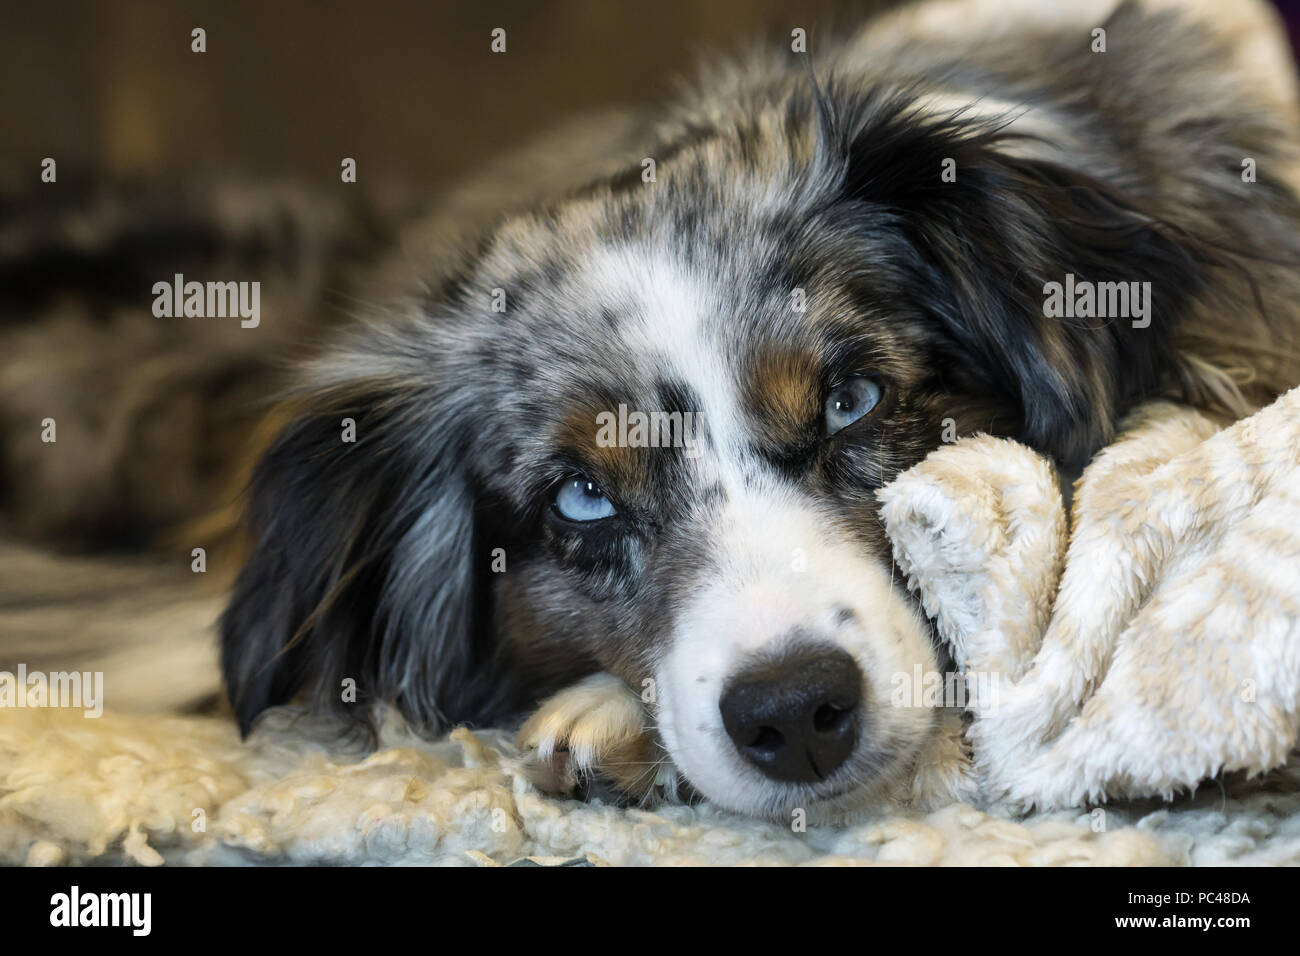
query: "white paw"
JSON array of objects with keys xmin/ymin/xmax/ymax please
[{"xmin": 516, "ymin": 673, "xmax": 677, "ymax": 801}]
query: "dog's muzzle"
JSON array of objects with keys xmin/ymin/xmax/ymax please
[{"xmin": 719, "ymin": 643, "xmax": 862, "ymax": 783}]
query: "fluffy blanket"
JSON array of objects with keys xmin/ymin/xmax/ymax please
[
  {"xmin": 2, "ymin": 390, "xmax": 1299, "ymax": 866},
  {"xmin": 882, "ymin": 387, "xmax": 1300, "ymax": 811}
]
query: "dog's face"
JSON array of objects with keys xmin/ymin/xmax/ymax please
[
  {"xmin": 222, "ymin": 88, "xmax": 1201, "ymax": 819},
  {"xmin": 458, "ymin": 213, "xmax": 964, "ymax": 820}
]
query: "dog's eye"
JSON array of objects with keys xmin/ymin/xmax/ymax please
[
  {"xmin": 824, "ymin": 376, "xmax": 883, "ymax": 435},
  {"xmin": 553, "ymin": 476, "xmax": 617, "ymax": 522}
]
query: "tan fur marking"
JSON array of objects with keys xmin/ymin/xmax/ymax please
[{"xmin": 516, "ymin": 673, "xmax": 672, "ymax": 800}]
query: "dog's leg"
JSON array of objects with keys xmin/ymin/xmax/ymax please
[{"xmin": 515, "ymin": 673, "xmax": 677, "ymax": 802}]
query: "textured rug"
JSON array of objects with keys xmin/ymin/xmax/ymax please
[{"xmin": 3, "ymin": 706, "xmax": 1300, "ymax": 866}]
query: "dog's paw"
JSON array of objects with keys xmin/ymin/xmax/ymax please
[
  {"xmin": 900, "ymin": 709, "xmax": 980, "ymax": 810},
  {"xmin": 516, "ymin": 673, "xmax": 677, "ymax": 803}
]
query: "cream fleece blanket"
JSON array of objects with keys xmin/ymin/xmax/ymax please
[
  {"xmin": 2, "ymin": 390, "xmax": 1299, "ymax": 865},
  {"xmin": 882, "ymin": 386, "xmax": 1300, "ymax": 812}
]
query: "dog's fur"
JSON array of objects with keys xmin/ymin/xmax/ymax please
[{"xmin": 6, "ymin": 0, "xmax": 1300, "ymax": 821}]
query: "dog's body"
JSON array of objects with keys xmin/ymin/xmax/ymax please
[{"xmin": 5, "ymin": 0, "xmax": 1300, "ymax": 822}]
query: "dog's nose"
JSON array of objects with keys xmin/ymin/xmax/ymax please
[{"xmin": 719, "ymin": 646, "xmax": 862, "ymax": 783}]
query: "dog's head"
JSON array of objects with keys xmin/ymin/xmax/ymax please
[{"xmin": 222, "ymin": 85, "xmax": 1202, "ymax": 819}]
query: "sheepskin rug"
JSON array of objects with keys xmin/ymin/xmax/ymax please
[{"xmin": 4, "ymin": 705, "xmax": 1300, "ymax": 867}]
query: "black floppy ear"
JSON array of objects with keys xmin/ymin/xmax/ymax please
[
  {"xmin": 220, "ymin": 374, "xmax": 507, "ymax": 738},
  {"xmin": 825, "ymin": 90, "xmax": 1207, "ymax": 468}
]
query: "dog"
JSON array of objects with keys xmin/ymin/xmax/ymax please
[{"xmin": 7, "ymin": 0, "xmax": 1300, "ymax": 823}]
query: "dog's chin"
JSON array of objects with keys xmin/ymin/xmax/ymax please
[
  {"xmin": 777, "ymin": 751, "xmax": 925, "ymax": 824},
  {"xmin": 663, "ymin": 734, "xmax": 925, "ymax": 824},
  {"xmin": 656, "ymin": 666, "xmax": 937, "ymax": 823}
]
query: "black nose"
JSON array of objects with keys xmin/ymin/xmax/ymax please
[{"xmin": 719, "ymin": 646, "xmax": 862, "ymax": 783}]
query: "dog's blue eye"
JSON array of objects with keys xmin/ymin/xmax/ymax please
[
  {"xmin": 825, "ymin": 376, "xmax": 882, "ymax": 435},
  {"xmin": 554, "ymin": 477, "xmax": 617, "ymax": 522}
]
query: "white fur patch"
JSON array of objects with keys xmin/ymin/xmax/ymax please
[{"xmin": 655, "ymin": 481, "xmax": 939, "ymax": 820}]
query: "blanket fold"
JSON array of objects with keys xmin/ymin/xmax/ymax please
[{"xmin": 880, "ymin": 387, "xmax": 1300, "ymax": 810}]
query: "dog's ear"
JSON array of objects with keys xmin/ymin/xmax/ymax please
[
  {"xmin": 821, "ymin": 89, "xmax": 1207, "ymax": 468},
  {"xmin": 220, "ymin": 364, "xmax": 508, "ymax": 739}
]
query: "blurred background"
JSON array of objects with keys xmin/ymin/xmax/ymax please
[
  {"xmin": 0, "ymin": 0, "xmax": 896, "ymax": 193},
  {"xmin": 2, "ymin": 0, "xmax": 1297, "ymax": 197}
]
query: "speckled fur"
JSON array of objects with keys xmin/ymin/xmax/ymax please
[{"xmin": 4, "ymin": 0, "xmax": 1300, "ymax": 823}]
